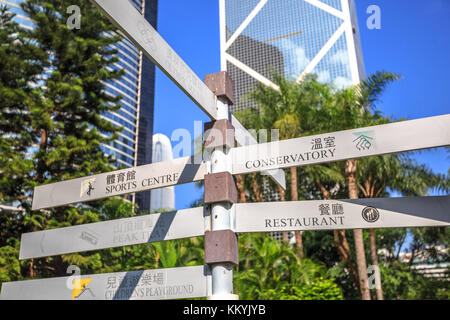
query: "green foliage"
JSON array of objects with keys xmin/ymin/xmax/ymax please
[
  {"xmin": 20, "ymin": 0, "xmax": 124, "ymax": 189},
  {"xmin": 234, "ymin": 233, "xmax": 343, "ymax": 300},
  {"xmin": 380, "ymin": 261, "xmax": 450, "ymax": 300},
  {"xmin": 0, "ymin": 0, "xmax": 126, "ymax": 281},
  {"xmin": 258, "ymin": 278, "xmax": 343, "ymax": 300},
  {"xmin": 0, "ymin": 239, "xmax": 21, "ymax": 283},
  {"xmin": 0, "ymin": 5, "xmax": 42, "ymax": 205}
]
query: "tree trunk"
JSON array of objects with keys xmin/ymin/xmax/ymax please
[
  {"xmin": 290, "ymin": 167, "xmax": 303, "ymax": 258},
  {"xmin": 251, "ymin": 173, "xmax": 262, "ymax": 202},
  {"xmin": 29, "ymin": 258, "xmax": 35, "ymax": 278},
  {"xmin": 34, "ymin": 129, "xmax": 48, "ymax": 181},
  {"xmin": 369, "ymin": 228, "xmax": 383, "ymax": 300},
  {"xmin": 361, "ymin": 178, "xmax": 384, "ymax": 300},
  {"xmin": 346, "ymin": 159, "xmax": 371, "ymax": 300},
  {"xmin": 317, "ymin": 180, "xmax": 360, "ymax": 286},
  {"xmin": 277, "ymin": 183, "xmax": 289, "ymax": 242},
  {"xmin": 235, "ymin": 175, "xmax": 246, "ymax": 203}
]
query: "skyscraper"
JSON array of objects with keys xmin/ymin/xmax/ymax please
[
  {"xmin": 150, "ymin": 134, "xmax": 175, "ymax": 212},
  {"xmin": 1, "ymin": 0, "xmax": 157, "ymax": 211},
  {"xmin": 220, "ymin": 0, "xmax": 366, "ymax": 241},
  {"xmin": 220, "ymin": 0, "xmax": 366, "ymax": 112}
]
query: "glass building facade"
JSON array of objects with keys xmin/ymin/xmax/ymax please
[
  {"xmin": 220, "ymin": 0, "xmax": 366, "ymax": 112},
  {"xmin": 220, "ymin": 0, "xmax": 366, "ymax": 241},
  {"xmin": 1, "ymin": 0, "xmax": 157, "ymax": 211}
]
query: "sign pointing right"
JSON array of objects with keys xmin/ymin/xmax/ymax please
[
  {"xmin": 232, "ymin": 114, "xmax": 450, "ymax": 175},
  {"xmin": 235, "ymin": 196, "xmax": 450, "ymax": 233}
]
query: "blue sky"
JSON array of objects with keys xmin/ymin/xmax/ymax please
[{"xmin": 152, "ymin": 0, "xmax": 449, "ymax": 210}]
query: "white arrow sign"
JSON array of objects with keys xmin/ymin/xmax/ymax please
[
  {"xmin": 232, "ymin": 115, "xmax": 450, "ymax": 175},
  {"xmin": 32, "ymin": 156, "xmax": 207, "ymax": 210},
  {"xmin": 0, "ymin": 265, "xmax": 211, "ymax": 300},
  {"xmin": 235, "ymin": 196, "xmax": 450, "ymax": 233},
  {"xmin": 89, "ymin": 0, "xmax": 218, "ymax": 120},
  {"xmin": 20, "ymin": 207, "xmax": 208, "ymax": 260}
]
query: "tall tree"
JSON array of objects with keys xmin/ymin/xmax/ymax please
[
  {"xmin": 239, "ymin": 74, "xmax": 332, "ymax": 257},
  {"xmin": 5, "ymin": 0, "xmax": 127, "ymax": 278},
  {"xmin": 273, "ymin": 113, "xmax": 303, "ymax": 255},
  {"xmin": 0, "ymin": 6, "xmax": 43, "ymax": 283},
  {"xmin": 0, "ymin": 5, "xmax": 42, "ymax": 208},
  {"xmin": 334, "ymin": 71, "xmax": 400, "ymax": 300}
]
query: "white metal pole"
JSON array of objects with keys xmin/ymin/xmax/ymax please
[{"xmin": 208, "ymin": 98, "xmax": 238, "ymax": 300}]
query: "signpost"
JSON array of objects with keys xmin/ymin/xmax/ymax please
[
  {"xmin": 235, "ymin": 196, "xmax": 450, "ymax": 233},
  {"xmin": 0, "ymin": 265, "xmax": 211, "ymax": 300},
  {"xmin": 19, "ymin": 207, "xmax": 208, "ymax": 260},
  {"xmin": 1, "ymin": 0, "xmax": 449, "ymax": 301},
  {"xmin": 232, "ymin": 114, "xmax": 450, "ymax": 175}
]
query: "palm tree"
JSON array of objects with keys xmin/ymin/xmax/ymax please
[
  {"xmin": 331, "ymin": 71, "xmax": 400, "ymax": 300},
  {"xmin": 273, "ymin": 113, "xmax": 304, "ymax": 255},
  {"xmin": 305, "ymin": 162, "xmax": 361, "ymax": 286},
  {"xmin": 235, "ymin": 233, "xmax": 299, "ymax": 298},
  {"xmin": 239, "ymin": 74, "xmax": 333, "ymax": 256},
  {"xmin": 236, "ymin": 71, "xmax": 401, "ymax": 299}
]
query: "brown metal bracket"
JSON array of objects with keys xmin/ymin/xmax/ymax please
[
  {"xmin": 204, "ymin": 119, "xmax": 235, "ymax": 150},
  {"xmin": 204, "ymin": 71, "xmax": 234, "ymax": 105},
  {"xmin": 204, "ymin": 172, "xmax": 238, "ymax": 204},
  {"xmin": 204, "ymin": 229, "xmax": 238, "ymax": 265}
]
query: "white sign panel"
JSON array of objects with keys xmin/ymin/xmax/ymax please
[
  {"xmin": 232, "ymin": 115, "xmax": 450, "ymax": 175},
  {"xmin": 235, "ymin": 196, "xmax": 450, "ymax": 233},
  {"xmin": 32, "ymin": 156, "xmax": 207, "ymax": 210},
  {"xmin": 0, "ymin": 265, "xmax": 211, "ymax": 300},
  {"xmin": 20, "ymin": 207, "xmax": 207, "ymax": 260}
]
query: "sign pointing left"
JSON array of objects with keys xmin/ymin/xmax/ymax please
[
  {"xmin": 0, "ymin": 265, "xmax": 212, "ymax": 300},
  {"xmin": 20, "ymin": 207, "xmax": 207, "ymax": 259},
  {"xmin": 32, "ymin": 156, "xmax": 207, "ymax": 210}
]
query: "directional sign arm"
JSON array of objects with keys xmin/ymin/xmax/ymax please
[
  {"xmin": 32, "ymin": 156, "xmax": 207, "ymax": 210},
  {"xmin": 232, "ymin": 114, "xmax": 450, "ymax": 175},
  {"xmin": 20, "ymin": 207, "xmax": 208, "ymax": 260},
  {"xmin": 235, "ymin": 196, "xmax": 450, "ymax": 233},
  {"xmin": 89, "ymin": 0, "xmax": 218, "ymax": 120},
  {"xmin": 0, "ymin": 265, "xmax": 212, "ymax": 300}
]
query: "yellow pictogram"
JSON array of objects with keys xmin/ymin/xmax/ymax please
[{"xmin": 72, "ymin": 278, "xmax": 92, "ymax": 300}]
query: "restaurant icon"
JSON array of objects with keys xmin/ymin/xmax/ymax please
[{"xmin": 362, "ymin": 207, "xmax": 380, "ymax": 223}]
